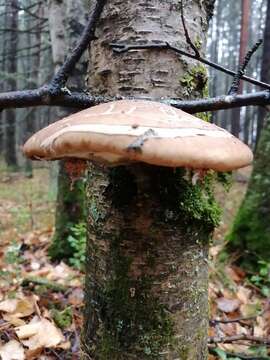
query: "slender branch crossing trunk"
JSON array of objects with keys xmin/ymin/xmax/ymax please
[{"xmin": 83, "ymin": 1, "xmax": 216, "ymax": 358}]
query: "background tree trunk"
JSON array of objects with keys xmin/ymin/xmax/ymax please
[
  {"xmin": 256, "ymin": 0, "xmax": 270, "ymax": 147},
  {"xmin": 4, "ymin": 0, "xmax": 19, "ymax": 169},
  {"xmin": 82, "ymin": 1, "xmax": 216, "ymax": 358},
  {"xmin": 47, "ymin": 0, "xmax": 87, "ymax": 261},
  {"xmin": 227, "ymin": 0, "xmax": 270, "ymax": 267},
  {"xmin": 227, "ymin": 112, "xmax": 270, "ymax": 267}
]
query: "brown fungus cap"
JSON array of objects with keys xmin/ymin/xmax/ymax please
[{"xmin": 23, "ymin": 99, "xmax": 253, "ymax": 172}]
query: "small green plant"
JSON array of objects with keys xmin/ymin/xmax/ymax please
[
  {"xmin": 67, "ymin": 222, "xmax": 87, "ymax": 270},
  {"xmin": 51, "ymin": 307, "xmax": 73, "ymax": 329},
  {"xmin": 5, "ymin": 240, "xmax": 23, "ymax": 265},
  {"xmin": 250, "ymin": 260, "xmax": 270, "ymax": 297}
]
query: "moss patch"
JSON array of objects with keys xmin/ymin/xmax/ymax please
[
  {"xmin": 156, "ymin": 168, "xmax": 221, "ymax": 233},
  {"xmin": 180, "ymin": 64, "xmax": 208, "ymax": 97},
  {"xmin": 84, "ymin": 165, "xmax": 219, "ymax": 359},
  {"xmin": 97, "ymin": 237, "xmax": 174, "ymax": 359},
  {"xmin": 51, "ymin": 307, "xmax": 73, "ymax": 329}
]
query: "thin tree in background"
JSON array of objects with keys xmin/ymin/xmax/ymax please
[
  {"xmin": 256, "ymin": 0, "xmax": 270, "ymax": 146},
  {"xmin": 4, "ymin": 0, "xmax": 19, "ymax": 168},
  {"xmin": 227, "ymin": 0, "xmax": 270, "ymax": 267},
  {"xmin": 47, "ymin": 0, "xmax": 87, "ymax": 261}
]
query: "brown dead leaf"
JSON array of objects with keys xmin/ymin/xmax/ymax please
[
  {"xmin": 219, "ymin": 343, "xmax": 253, "ymax": 355},
  {"xmin": 217, "ymin": 297, "xmax": 240, "ymax": 313},
  {"xmin": 15, "ymin": 317, "xmax": 65, "ymax": 351},
  {"xmin": 219, "ymin": 322, "xmax": 237, "ymax": 336},
  {"xmin": 210, "ymin": 244, "xmax": 223, "ymax": 258},
  {"xmin": 236, "ymin": 286, "xmax": 251, "ymax": 304},
  {"xmin": 68, "ymin": 287, "xmax": 84, "ymax": 306},
  {"xmin": 254, "ymin": 324, "xmax": 266, "ymax": 337},
  {"xmin": 235, "ymin": 322, "xmax": 248, "ymax": 335},
  {"xmin": 240, "ymin": 303, "xmax": 259, "ymax": 317},
  {"xmin": 2, "ymin": 314, "xmax": 26, "ymax": 326},
  {"xmin": 0, "ymin": 297, "xmax": 35, "ymax": 318},
  {"xmin": 24, "ymin": 347, "xmax": 42, "ymax": 360},
  {"xmin": 225, "ymin": 266, "xmax": 245, "ymax": 282},
  {"xmin": 58, "ymin": 341, "xmax": 71, "ymax": 350},
  {"xmin": 0, "ymin": 340, "xmax": 25, "ymax": 360}
]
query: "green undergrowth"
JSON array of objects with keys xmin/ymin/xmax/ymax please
[
  {"xmin": 67, "ymin": 222, "xmax": 87, "ymax": 270},
  {"xmin": 0, "ymin": 165, "xmax": 55, "ymax": 234}
]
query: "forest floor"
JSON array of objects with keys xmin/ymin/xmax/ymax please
[{"xmin": 0, "ymin": 165, "xmax": 269, "ymax": 360}]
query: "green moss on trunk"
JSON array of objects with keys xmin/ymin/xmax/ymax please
[{"xmin": 82, "ymin": 164, "xmax": 220, "ymax": 359}]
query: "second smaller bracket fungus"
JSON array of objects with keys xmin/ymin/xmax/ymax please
[{"xmin": 23, "ymin": 100, "xmax": 253, "ymax": 172}]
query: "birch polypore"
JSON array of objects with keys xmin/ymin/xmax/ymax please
[{"xmin": 23, "ymin": 100, "xmax": 253, "ymax": 171}]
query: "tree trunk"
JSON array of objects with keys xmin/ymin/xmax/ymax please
[
  {"xmin": 82, "ymin": 1, "xmax": 216, "ymax": 359},
  {"xmin": 228, "ymin": 112, "xmax": 270, "ymax": 267},
  {"xmin": 231, "ymin": 0, "xmax": 250, "ymax": 138},
  {"xmin": 24, "ymin": 3, "xmax": 43, "ymax": 177},
  {"xmin": 47, "ymin": 0, "xmax": 87, "ymax": 260},
  {"xmin": 227, "ymin": 1, "xmax": 270, "ymax": 267},
  {"xmin": 256, "ymin": 0, "xmax": 270, "ymax": 147},
  {"xmin": 4, "ymin": 0, "xmax": 19, "ymax": 169}
]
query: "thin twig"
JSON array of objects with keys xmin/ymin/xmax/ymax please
[
  {"xmin": 210, "ymin": 315, "xmax": 257, "ymax": 325},
  {"xmin": 111, "ymin": 42, "xmax": 270, "ymax": 90},
  {"xmin": 208, "ymin": 334, "xmax": 270, "ymax": 345},
  {"xmin": 229, "ymin": 39, "xmax": 263, "ymax": 95},
  {"xmin": 0, "ymin": 0, "xmax": 269, "ymax": 116},
  {"xmin": 210, "ymin": 305, "xmax": 269, "ymax": 325},
  {"xmin": 180, "ymin": 0, "xmax": 201, "ymax": 57}
]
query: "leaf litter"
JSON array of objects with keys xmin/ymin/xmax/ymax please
[{"xmin": 0, "ymin": 166, "xmax": 269, "ymax": 359}]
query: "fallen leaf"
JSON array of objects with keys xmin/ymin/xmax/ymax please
[
  {"xmin": 236, "ymin": 286, "xmax": 251, "ymax": 304},
  {"xmin": 0, "ymin": 297, "xmax": 34, "ymax": 318},
  {"xmin": 225, "ymin": 265, "xmax": 245, "ymax": 282},
  {"xmin": 68, "ymin": 287, "xmax": 84, "ymax": 306},
  {"xmin": 2, "ymin": 314, "xmax": 26, "ymax": 326},
  {"xmin": 240, "ymin": 303, "xmax": 260, "ymax": 317},
  {"xmin": 217, "ymin": 297, "xmax": 240, "ymax": 313},
  {"xmin": 15, "ymin": 317, "xmax": 65, "ymax": 350},
  {"xmin": 0, "ymin": 299, "xmax": 18, "ymax": 313},
  {"xmin": 0, "ymin": 340, "xmax": 25, "ymax": 360},
  {"xmin": 219, "ymin": 322, "xmax": 237, "ymax": 336}
]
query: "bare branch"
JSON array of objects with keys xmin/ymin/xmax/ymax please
[
  {"xmin": 209, "ymin": 333, "xmax": 270, "ymax": 345},
  {"xmin": 111, "ymin": 42, "xmax": 270, "ymax": 90},
  {"xmin": 229, "ymin": 39, "xmax": 263, "ymax": 95},
  {"xmin": 180, "ymin": 0, "xmax": 201, "ymax": 57},
  {"xmin": 0, "ymin": 87, "xmax": 269, "ymax": 114},
  {"xmin": 0, "ymin": 0, "xmax": 269, "ymax": 119}
]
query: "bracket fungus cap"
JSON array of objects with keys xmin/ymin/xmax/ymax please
[{"xmin": 23, "ymin": 99, "xmax": 253, "ymax": 172}]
